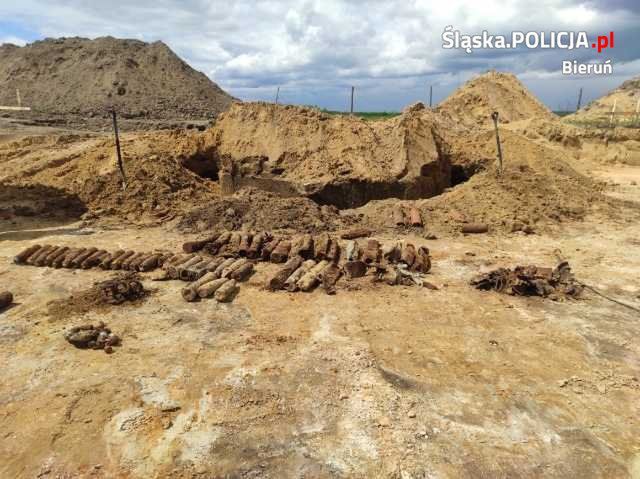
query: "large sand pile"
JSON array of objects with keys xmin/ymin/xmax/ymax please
[
  {"xmin": 204, "ymin": 102, "xmax": 452, "ymax": 208},
  {"xmin": 568, "ymin": 76, "xmax": 640, "ymax": 125},
  {"xmin": 437, "ymin": 71, "xmax": 555, "ymax": 128},
  {"xmin": 0, "ymin": 37, "xmax": 234, "ymax": 120}
]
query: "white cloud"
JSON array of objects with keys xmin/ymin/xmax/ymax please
[{"xmin": 0, "ymin": 0, "xmax": 637, "ymax": 110}]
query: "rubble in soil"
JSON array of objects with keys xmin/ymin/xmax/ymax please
[
  {"xmin": 46, "ymin": 273, "xmax": 148, "ymax": 320},
  {"xmin": 64, "ymin": 321, "xmax": 121, "ymax": 353},
  {"xmin": 471, "ymin": 261, "xmax": 583, "ymax": 299}
]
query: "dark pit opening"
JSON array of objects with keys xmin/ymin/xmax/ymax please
[{"xmin": 178, "ymin": 151, "xmax": 219, "ymax": 180}]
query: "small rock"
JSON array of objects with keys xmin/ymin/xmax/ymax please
[
  {"xmin": 407, "ymin": 410, "xmax": 416, "ymax": 418},
  {"xmin": 377, "ymin": 416, "xmax": 391, "ymax": 427},
  {"xmin": 339, "ymin": 393, "xmax": 349, "ymax": 400}
]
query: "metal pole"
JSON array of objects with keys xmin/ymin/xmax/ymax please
[
  {"xmin": 491, "ymin": 111, "xmax": 503, "ymax": 175},
  {"xmin": 576, "ymin": 87, "xmax": 583, "ymax": 111},
  {"xmin": 110, "ymin": 108, "xmax": 127, "ymax": 190},
  {"xmin": 275, "ymin": 86, "xmax": 280, "ymax": 105},
  {"xmin": 16, "ymin": 89, "xmax": 21, "ymax": 107},
  {"xmin": 350, "ymin": 86, "xmax": 354, "ymax": 114},
  {"xmin": 609, "ymin": 99, "xmax": 617, "ymax": 127},
  {"xmin": 429, "ymin": 85, "xmax": 433, "ymax": 108}
]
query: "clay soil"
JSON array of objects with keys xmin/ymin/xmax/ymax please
[{"xmin": 1, "ymin": 91, "xmax": 640, "ymax": 477}]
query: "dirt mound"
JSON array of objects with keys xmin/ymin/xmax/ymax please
[
  {"xmin": 437, "ymin": 71, "xmax": 555, "ymax": 128},
  {"xmin": 360, "ymin": 129, "xmax": 612, "ymax": 233},
  {"xmin": 204, "ymin": 102, "xmax": 452, "ymax": 208},
  {"xmin": 567, "ymin": 76, "xmax": 640, "ymax": 126},
  {"xmin": 0, "ymin": 37, "xmax": 234, "ymax": 120}
]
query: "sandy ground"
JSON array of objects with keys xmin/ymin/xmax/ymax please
[{"xmin": 1, "ymin": 163, "xmax": 639, "ymax": 478}]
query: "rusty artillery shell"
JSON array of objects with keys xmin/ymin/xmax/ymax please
[
  {"xmin": 62, "ymin": 248, "xmax": 87, "ymax": 268},
  {"xmin": 461, "ymin": 223, "xmax": 489, "ymax": 234},
  {"xmin": 408, "ymin": 207, "xmax": 423, "ymax": 227},
  {"xmin": 183, "ymin": 232, "xmax": 219, "ymax": 254},
  {"xmin": 52, "ymin": 248, "xmax": 78, "ymax": 268},
  {"xmin": 0, "ymin": 291, "xmax": 13, "ymax": 311},
  {"xmin": 320, "ymin": 263, "xmax": 342, "ymax": 294},
  {"xmin": 270, "ymin": 240, "xmax": 291, "ymax": 263},
  {"xmin": 284, "ymin": 260, "xmax": 316, "ymax": 292},
  {"xmin": 182, "ymin": 271, "xmax": 218, "ymax": 302},
  {"xmin": 70, "ymin": 247, "xmax": 97, "ymax": 269},
  {"xmin": 412, "ymin": 246, "xmax": 431, "ymax": 273},
  {"xmin": 313, "ymin": 233, "xmax": 330, "ymax": 260},
  {"xmin": 345, "ymin": 241, "xmax": 360, "ymax": 261},
  {"xmin": 392, "ymin": 204, "xmax": 406, "ymax": 226},
  {"xmin": 238, "ymin": 233, "xmax": 253, "ymax": 257},
  {"xmin": 129, "ymin": 253, "xmax": 152, "ymax": 271},
  {"xmin": 214, "ymin": 279, "xmax": 238, "ymax": 302},
  {"xmin": 172, "ymin": 255, "xmax": 204, "ymax": 279},
  {"xmin": 37, "ymin": 245, "xmax": 63, "ymax": 265},
  {"xmin": 14, "ymin": 244, "xmax": 42, "ymax": 264},
  {"xmin": 218, "ymin": 232, "xmax": 242, "ymax": 257},
  {"xmin": 202, "ymin": 257, "xmax": 225, "ymax": 273},
  {"xmin": 197, "ymin": 278, "xmax": 229, "ymax": 298},
  {"xmin": 340, "ymin": 228, "xmax": 373, "ymax": 240},
  {"xmin": 80, "ymin": 249, "xmax": 107, "ymax": 269},
  {"xmin": 44, "ymin": 246, "xmax": 70, "ymax": 267},
  {"xmin": 261, "ymin": 238, "xmax": 281, "ymax": 261},
  {"xmin": 213, "ymin": 257, "xmax": 237, "ymax": 278},
  {"xmin": 400, "ymin": 243, "xmax": 416, "ymax": 267},
  {"xmin": 120, "ymin": 252, "xmax": 143, "ymax": 270},
  {"xmin": 138, "ymin": 254, "xmax": 162, "ymax": 272},
  {"xmin": 247, "ymin": 232, "xmax": 266, "ymax": 259},
  {"xmin": 297, "ymin": 260, "xmax": 329, "ymax": 292},
  {"xmin": 362, "ymin": 239, "xmax": 380, "ymax": 265},
  {"xmin": 156, "ymin": 253, "xmax": 174, "ymax": 267},
  {"xmin": 162, "ymin": 253, "xmax": 193, "ymax": 270},
  {"xmin": 290, "ymin": 234, "xmax": 314, "ymax": 260},
  {"xmin": 204, "ymin": 231, "xmax": 231, "ymax": 255},
  {"xmin": 179, "ymin": 261, "xmax": 208, "ymax": 282},
  {"xmin": 326, "ymin": 240, "xmax": 341, "ymax": 263},
  {"xmin": 221, "ymin": 258, "xmax": 249, "ymax": 279},
  {"xmin": 266, "ymin": 255, "xmax": 303, "ymax": 291},
  {"xmin": 28, "ymin": 244, "xmax": 54, "ymax": 265},
  {"xmin": 231, "ymin": 262, "xmax": 254, "ymax": 281},
  {"xmin": 344, "ymin": 260, "xmax": 367, "ymax": 278},
  {"xmin": 382, "ymin": 242, "xmax": 401, "ymax": 263},
  {"xmin": 110, "ymin": 250, "xmax": 135, "ymax": 269},
  {"xmin": 99, "ymin": 250, "xmax": 124, "ymax": 269},
  {"xmin": 37, "ymin": 246, "xmax": 62, "ymax": 266}
]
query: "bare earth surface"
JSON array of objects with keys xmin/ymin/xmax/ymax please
[{"xmin": 1, "ymin": 166, "xmax": 639, "ymax": 478}]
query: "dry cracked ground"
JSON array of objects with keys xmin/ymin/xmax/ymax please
[{"xmin": 1, "ymin": 154, "xmax": 640, "ymax": 478}]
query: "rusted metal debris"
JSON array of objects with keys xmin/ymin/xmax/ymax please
[
  {"xmin": 97, "ymin": 277, "xmax": 145, "ymax": 305},
  {"xmin": 470, "ymin": 261, "xmax": 583, "ymax": 298},
  {"xmin": 0, "ymin": 291, "xmax": 13, "ymax": 311},
  {"xmin": 64, "ymin": 321, "xmax": 120, "ymax": 353},
  {"xmin": 461, "ymin": 223, "xmax": 489, "ymax": 234},
  {"xmin": 340, "ymin": 228, "xmax": 373, "ymax": 240}
]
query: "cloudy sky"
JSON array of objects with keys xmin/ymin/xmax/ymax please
[{"xmin": 1, "ymin": 0, "xmax": 638, "ymax": 111}]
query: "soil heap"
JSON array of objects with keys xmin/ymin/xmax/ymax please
[
  {"xmin": 0, "ymin": 37, "xmax": 234, "ymax": 120},
  {"xmin": 437, "ymin": 70, "xmax": 555, "ymax": 128},
  {"xmin": 204, "ymin": 102, "xmax": 452, "ymax": 209},
  {"xmin": 568, "ymin": 76, "xmax": 640, "ymax": 124}
]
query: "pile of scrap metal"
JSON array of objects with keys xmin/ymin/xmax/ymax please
[
  {"xmin": 470, "ymin": 261, "xmax": 583, "ymax": 298},
  {"xmin": 96, "ymin": 277, "xmax": 145, "ymax": 305},
  {"xmin": 64, "ymin": 321, "xmax": 120, "ymax": 354},
  {"xmin": 13, "ymin": 244, "xmax": 171, "ymax": 272}
]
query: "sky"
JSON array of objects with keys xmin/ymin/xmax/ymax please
[{"xmin": 0, "ymin": 0, "xmax": 638, "ymax": 112}]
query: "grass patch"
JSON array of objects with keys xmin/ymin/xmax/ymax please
[{"xmin": 319, "ymin": 109, "xmax": 400, "ymax": 121}]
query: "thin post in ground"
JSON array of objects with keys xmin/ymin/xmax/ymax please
[
  {"xmin": 491, "ymin": 111, "xmax": 503, "ymax": 175},
  {"xmin": 109, "ymin": 108, "xmax": 127, "ymax": 190}
]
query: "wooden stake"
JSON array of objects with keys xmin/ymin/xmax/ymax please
[
  {"xmin": 609, "ymin": 99, "xmax": 617, "ymax": 127},
  {"xmin": 576, "ymin": 87, "xmax": 583, "ymax": 111},
  {"xmin": 110, "ymin": 108, "xmax": 127, "ymax": 190},
  {"xmin": 350, "ymin": 86, "xmax": 354, "ymax": 114},
  {"xmin": 491, "ymin": 111, "xmax": 503, "ymax": 175},
  {"xmin": 16, "ymin": 88, "xmax": 21, "ymax": 107}
]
